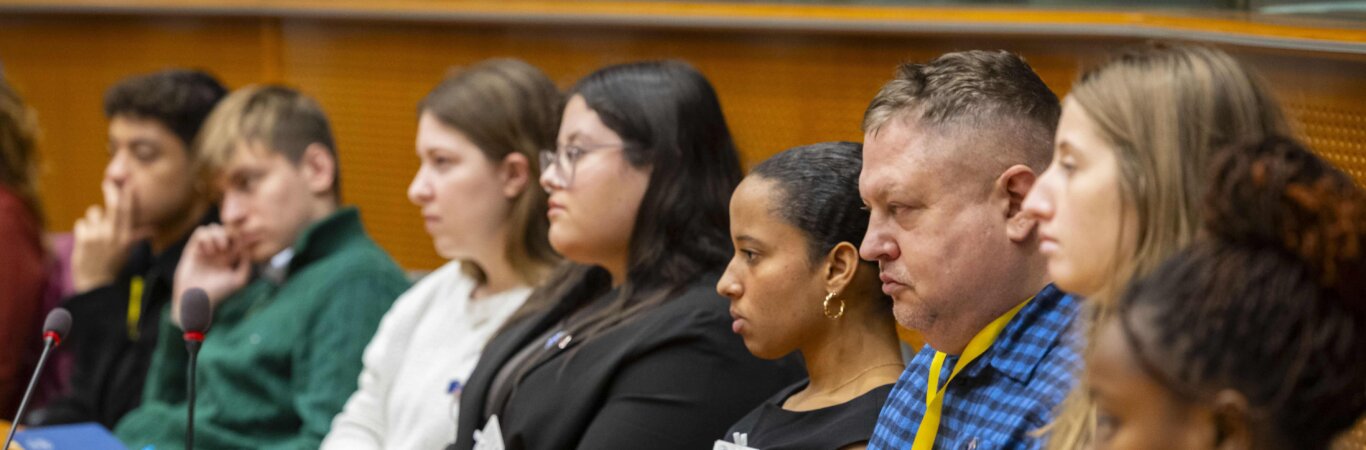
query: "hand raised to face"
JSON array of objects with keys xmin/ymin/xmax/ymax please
[
  {"xmin": 171, "ymin": 224, "xmax": 252, "ymax": 327},
  {"xmin": 71, "ymin": 182, "xmax": 149, "ymax": 293}
]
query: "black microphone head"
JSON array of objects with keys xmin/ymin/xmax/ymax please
[
  {"xmin": 180, "ymin": 288, "xmax": 213, "ymax": 333},
  {"xmin": 43, "ymin": 308, "xmax": 72, "ymax": 339}
]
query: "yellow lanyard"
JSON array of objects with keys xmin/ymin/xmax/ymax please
[
  {"xmin": 127, "ymin": 276, "xmax": 144, "ymax": 341},
  {"xmin": 912, "ymin": 296, "xmax": 1033, "ymax": 450}
]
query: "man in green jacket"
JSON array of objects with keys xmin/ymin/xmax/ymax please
[{"xmin": 115, "ymin": 85, "xmax": 409, "ymax": 450}]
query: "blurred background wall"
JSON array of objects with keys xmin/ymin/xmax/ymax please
[{"xmin": 0, "ymin": 0, "xmax": 1362, "ymax": 271}]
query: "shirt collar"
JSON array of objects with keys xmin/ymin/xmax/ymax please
[
  {"xmin": 260, "ymin": 247, "xmax": 296, "ymax": 285},
  {"xmin": 960, "ymin": 283, "xmax": 1079, "ymax": 383},
  {"xmin": 257, "ymin": 206, "xmax": 363, "ymax": 285}
]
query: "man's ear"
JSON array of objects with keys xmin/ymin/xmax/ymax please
[
  {"xmin": 1210, "ymin": 389, "xmax": 1253, "ymax": 450},
  {"xmin": 997, "ymin": 164, "xmax": 1038, "ymax": 243},
  {"xmin": 499, "ymin": 152, "xmax": 531, "ymax": 199},
  {"xmin": 300, "ymin": 143, "xmax": 337, "ymax": 196}
]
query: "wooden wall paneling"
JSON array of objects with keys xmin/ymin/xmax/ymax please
[
  {"xmin": 280, "ymin": 19, "xmax": 456, "ymax": 270},
  {"xmin": 0, "ymin": 14, "xmax": 273, "ymax": 235},
  {"xmin": 1, "ymin": 9, "xmax": 1363, "ymax": 359},
  {"xmin": 2, "ymin": 13, "xmax": 1364, "ymax": 273},
  {"xmin": 1242, "ymin": 49, "xmax": 1366, "ymax": 181},
  {"xmin": 268, "ymin": 21, "xmax": 1130, "ymax": 270},
  {"xmin": 0, "ymin": 4, "xmax": 1363, "ymax": 432}
]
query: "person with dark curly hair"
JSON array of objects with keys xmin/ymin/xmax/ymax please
[
  {"xmin": 1087, "ymin": 136, "xmax": 1366, "ymax": 450},
  {"xmin": 29, "ymin": 69, "xmax": 227, "ymax": 428}
]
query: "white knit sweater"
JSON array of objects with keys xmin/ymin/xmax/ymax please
[{"xmin": 322, "ymin": 261, "xmax": 531, "ymax": 450}]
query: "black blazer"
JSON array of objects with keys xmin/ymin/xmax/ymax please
[{"xmin": 453, "ymin": 274, "xmax": 804, "ymax": 450}]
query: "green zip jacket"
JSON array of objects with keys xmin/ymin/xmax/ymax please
[{"xmin": 115, "ymin": 208, "xmax": 409, "ymax": 450}]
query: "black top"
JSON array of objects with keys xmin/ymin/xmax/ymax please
[
  {"xmin": 452, "ymin": 272, "xmax": 805, "ymax": 450},
  {"xmin": 722, "ymin": 380, "xmax": 894, "ymax": 450},
  {"xmin": 28, "ymin": 209, "xmax": 216, "ymax": 428}
]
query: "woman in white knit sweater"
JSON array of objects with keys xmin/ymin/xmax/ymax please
[{"xmin": 322, "ymin": 59, "xmax": 561, "ymax": 450}]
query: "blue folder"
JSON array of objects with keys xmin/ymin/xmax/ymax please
[{"xmin": 12, "ymin": 422, "xmax": 128, "ymax": 450}]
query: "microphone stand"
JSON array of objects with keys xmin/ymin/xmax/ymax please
[
  {"xmin": 184, "ymin": 331, "xmax": 204, "ymax": 450},
  {"xmin": 179, "ymin": 288, "xmax": 211, "ymax": 450},
  {"xmin": 3, "ymin": 332, "xmax": 60, "ymax": 450}
]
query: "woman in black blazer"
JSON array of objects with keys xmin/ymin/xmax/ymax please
[{"xmin": 451, "ymin": 61, "xmax": 803, "ymax": 450}]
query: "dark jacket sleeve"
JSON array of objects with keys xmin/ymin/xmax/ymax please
[
  {"xmin": 574, "ymin": 330, "xmax": 777, "ymax": 449},
  {"xmin": 574, "ymin": 300, "xmax": 803, "ymax": 450},
  {"xmin": 455, "ymin": 276, "xmax": 803, "ymax": 450}
]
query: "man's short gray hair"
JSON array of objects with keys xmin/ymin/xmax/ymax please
[{"xmin": 863, "ymin": 50, "xmax": 1060, "ymax": 173}]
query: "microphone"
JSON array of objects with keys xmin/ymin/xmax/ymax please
[
  {"xmin": 179, "ymin": 288, "xmax": 212, "ymax": 450},
  {"xmin": 3, "ymin": 308, "xmax": 73, "ymax": 450},
  {"xmin": 181, "ymin": 288, "xmax": 211, "ymax": 351}
]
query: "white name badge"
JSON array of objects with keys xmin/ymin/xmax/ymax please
[
  {"xmin": 714, "ymin": 441, "xmax": 760, "ymax": 450},
  {"xmin": 713, "ymin": 432, "xmax": 759, "ymax": 450},
  {"xmin": 472, "ymin": 415, "xmax": 506, "ymax": 450}
]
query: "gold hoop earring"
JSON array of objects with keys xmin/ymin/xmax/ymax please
[{"xmin": 823, "ymin": 291, "xmax": 845, "ymax": 320}]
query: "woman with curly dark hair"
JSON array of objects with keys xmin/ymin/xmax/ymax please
[{"xmin": 1087, "ymin": 136, "xmax": 1366, "ymax": 450}]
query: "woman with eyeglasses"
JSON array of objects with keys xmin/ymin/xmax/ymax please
[
  {"xmin": 450, "ymin": 60, "xmax": 803, "ymax": 450},
  {"xmin": 322, "ymin": 59, "xmax": 561, "ymax": 450}
]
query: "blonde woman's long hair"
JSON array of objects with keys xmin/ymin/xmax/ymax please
[{"xmin": 1045, "ymin": 42, "xmax": 1291, "ymax": 450}]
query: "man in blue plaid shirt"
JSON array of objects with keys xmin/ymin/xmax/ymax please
[{"xmin": 857, "ymin": 50, "xmax": 1081, "ymax": 449}]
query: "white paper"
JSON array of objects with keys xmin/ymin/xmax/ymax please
[
  {"xmin": 472, "ymin": 415, "xmax": 506, "ymax": 450},
  {"xmin": 713, "ymin": 437, "xmax": 759, "ymax": 450}
]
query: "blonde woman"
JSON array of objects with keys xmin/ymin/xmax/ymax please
[
  {"xmin": 323, "ymin": 59, "xmax": 560, "ymax": 450},
  {"xmin": 1021, "ymin": 42, "xmax": 1291, "ymax": 448}
]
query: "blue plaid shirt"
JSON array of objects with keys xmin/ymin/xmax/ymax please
[{"xmin": 868, "ymin": 284, "xmax": 1080, "ymax": 450}]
